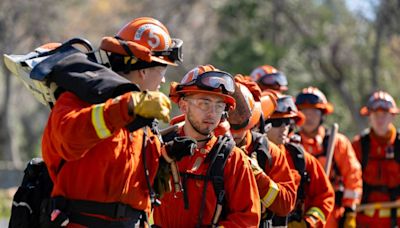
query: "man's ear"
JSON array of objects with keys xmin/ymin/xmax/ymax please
[
  {"xmin": 138, "ymin": 68, "xmax": 147, "ymax": 80},
  {"xmin": 179, "ymin": 98, "xmax": 188, "ymax": 114}
]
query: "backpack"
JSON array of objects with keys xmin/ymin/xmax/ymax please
[{"xmin": 9, "ymin": 158, "xmax": 55, "ymax": 228}]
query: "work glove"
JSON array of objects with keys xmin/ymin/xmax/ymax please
[
  {"xmin": 130, "ymin": 91, "xmax": 171, "ymax": 123},
  {"xmin": 340, "ymin": 207, "xmax": 356, "ymax": 228},
  {"xmin": 248, "ymin": 152, "xmax": 264, "ymax": 176},
  {"xmin": 163, "ymin": 136, "xmax": 197, "ymax": 162}
]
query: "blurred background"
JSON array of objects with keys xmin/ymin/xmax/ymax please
[{"xmin": 0, "ymin": 0, "xmax": 399, "ymax": 224}]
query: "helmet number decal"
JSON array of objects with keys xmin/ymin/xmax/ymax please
[
  {"xmin": 135, "ymin": 24, "xmax": 170, "ymax": 50},
  {"xmin": 147, "ymin": 30, "xmax": 160, "ymax": 49}
]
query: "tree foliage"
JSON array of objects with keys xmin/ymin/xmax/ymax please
[{"xmin": 212, "ymin": 0, "xmax": 400, "ymax": 136}]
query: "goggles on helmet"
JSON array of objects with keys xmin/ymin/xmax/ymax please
[
  {"xmin": 178, "ymin": 71, "xmax": 235, "ymax": 94},
  {"xmin": 258, "ymin": 72, "xmax": 288, "ymax": 87},
  {"xmin": 295, "ymin": 93, "xmax": 323, "ymax": 105},
  {"xmin": 276, "ymin": 96, "xmax": 298, "ymax": 113},
  {"xmin": 152, "ymin": 38, "xmax": 183, "ymax": 64},
  {"xmin": 266, "ymin": 118, "xmax": 293, "ymax": 128},
  {"xmin": 367, "ymin": 99, "xmax": 394, "ymax": 111}
]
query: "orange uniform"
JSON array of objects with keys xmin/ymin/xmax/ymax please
[
  {"xmin": 153, "ymin": 130, "xmax": 260, "ymax": 227},
  {"xmin": 299, "ymin": 126, "xmax": 362, "ymax": 227},
  {"xmin": 281, "ymin": 144, "xmax": 335, "ymax": 227},
  {"xmin": 42, "ymin": 92, "xmax": 162, "ymax": 226},
  {"xmin": 352, "ymin": 125, "xmax": 400, "ymax": 227},
  {"xmin": 241, "ymin": 130, "xmax": 297, "ymax": 216}
]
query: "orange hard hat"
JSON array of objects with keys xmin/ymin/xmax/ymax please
[
  {"xmin": 360, "ymin": 91, "xmax": 400, "ymax": 116},
  {"xmin": 260, "ymin": 90, "xmax": 278, "ymax": 119},
  {"xmin": 270, "ymin": 95, "xmax": 305, "ymax": 126},
  {"xmin": 229, "ymin": 83, "xmax": 262, "ymax": 134},
  {"xmin": 100, "ymin": 17, "xmax": 182, "ymax": 66},
  {"xmin": 295, "ymin": 87, "xmax": 334, "ymax": 115},
  {"xmin": 169, "ymin": 64, "xmax": 236, "ymax": 110},
  {"xmin": 250, "ymin": 64, "xmax": 288, "ymax": 92}
]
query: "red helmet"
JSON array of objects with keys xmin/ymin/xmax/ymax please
[
  {"xmin": 100, "ymin": 17, "xmax": 182, "ymax": 66},
  {"xmin": 229, "ymin": 83, "xmax": 262, "ymax": 133},
  {"xmin": 250, "ymin": 64, "xmax": 288, "ymax": 91},
  {"xmin": 169, "ymin": 64, "xmax": 236, "ymax": 110},
  {"xmin": 295, "ymin": 87, "xmax": 334, "ymax": 114},
  {"xmin": 360, "ymin": 91, "xmax": 400, "ymax": 115},
  {"xmin": 270, "ymin": 95, "xmax": 305, "ymax": 126}
]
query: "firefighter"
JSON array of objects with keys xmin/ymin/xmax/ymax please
[
  {"xmin": 265, "ymin": 95, "xmax": 335, "ymax": 228},
  {"xmin": 250, "ymin": 64, "xmax": 288, "ymax": 94},
  {"xmin": 227, "ymin": 80, "xmax": 297, "ymax": 226},
  {"xmin": 352, "ymin": 91, "xmax": 400, "ymax": 228},
  {"xmin": 153, "ymin": 65, "xmax": 260, "ymax": 227},
  {"xmin": 41, "ymin": 17, "xmax": 192, "ymax": 227},
  {"xmin": 295, "ymin": 87, "xmax": 362, "ymax": 228}
]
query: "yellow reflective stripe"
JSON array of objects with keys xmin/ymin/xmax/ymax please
[
  {"xmin": 306, "ymin": 207, "xmax": 326, "ymax": 222},
  {"xmin": 364, "ymin": 208, "xmax": 375, "ymax": 217},
  {"xmin": 364, "ymin": 208, "xmax": 400, "ymax": 218},
  {"xmin": 91, "ymin": 104, "xmax": 112, "ymax": 139},
  {"xmin": 261, "ymin": 180, "xmax": 279, "ymax": 208}
]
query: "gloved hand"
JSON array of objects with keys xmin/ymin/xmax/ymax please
[
  {"xmin": 163, "ymin": 136, "xmax": 197, "ymax": 162},
  {"xmin": 340, "ymin": 208, "xmax": 356, "ymax": 228},
  {"xmin": 248, "ymin": 152, "xmax": 263, "ymax": 176},
  {"xmin": 129, "ymin": 91, "xmax": 171, "ymax": 123},
  {"xmin": 153, "ymin": 158, "xmax": 172, "ymax": 198}
]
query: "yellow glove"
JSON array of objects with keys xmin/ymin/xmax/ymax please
[
  {"xmin": 248, "ymin": 152, "xmax": 263, "ymax": 176},
  {"xmin": 130, "ymin": 91, "xmax": 171, "ymax": 123},
  {"xmin": 342, "ymin": 212, "xmax": 356, "ymax": 228}
]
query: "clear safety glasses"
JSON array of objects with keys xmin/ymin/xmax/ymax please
[{"xmin": 185, "ymin": 98, "xmax": 227, "ymax": 113}]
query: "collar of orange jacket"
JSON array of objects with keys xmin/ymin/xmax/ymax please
[{"xmin": 370, "ymin": 123, "xmax": 396, "ymax": 145}]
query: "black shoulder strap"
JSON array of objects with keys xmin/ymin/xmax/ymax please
[
  {"xmin": 321, "ymin": 131, "xmax": 329, "ymax": 158},
  {"xmin": 360, "ymin": 129, "xmax": 371, "ymax": 171},
  {"xmin": 395, "ymin": 130, "xmax": 400, "ymax": 164},
  {"xmin": 196, "ymin": 135, "xmax": 234, "ymax": 227},
  {"xmin": 285, "ymin": 142, "xmax": 309, "ymax": 200},
  {"xmin": 250, "ymin": 131, "xmax": 273, "ymax": 170},
  {"xmin": 208, "ymin": 136, "xmax": 235, "ymax": 204}
]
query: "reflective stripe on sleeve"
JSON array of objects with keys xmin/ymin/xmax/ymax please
[
  {"xmin": 343, "ymin": 189, "xmax": 360, "ymax": 200},
  {"xmin": 261, "ymin": 180, "xmax": 280, "ymax": 208},
  {"xmin": 306, "ymin": 207, "xmax": 326, "ymax": 222},
  {"xmin": 91, "ymin": 104, "xmax": 112, "ymax": 139}
]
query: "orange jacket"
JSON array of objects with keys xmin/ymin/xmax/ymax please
[
  {"xmin": 42, "ymin": 92, "xmax": 162, "ymax": 216},
  {"xmin": 299, "ymin": 126, "xmax": 362, "ymax": 209},
  {"xmin": 240, "ymin": 130, "xmax": 297, "ymax": 216},
  {"xmin": 282, "ymin": 144, "xmax": 335, "ymax": 227},
  {"xmin": 352, "ymin": 124, "xmax": 400, "ymax": 204},
  {"xmin": 153, "ymin": 131, "xmax": 261, "ymax": 227}
]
